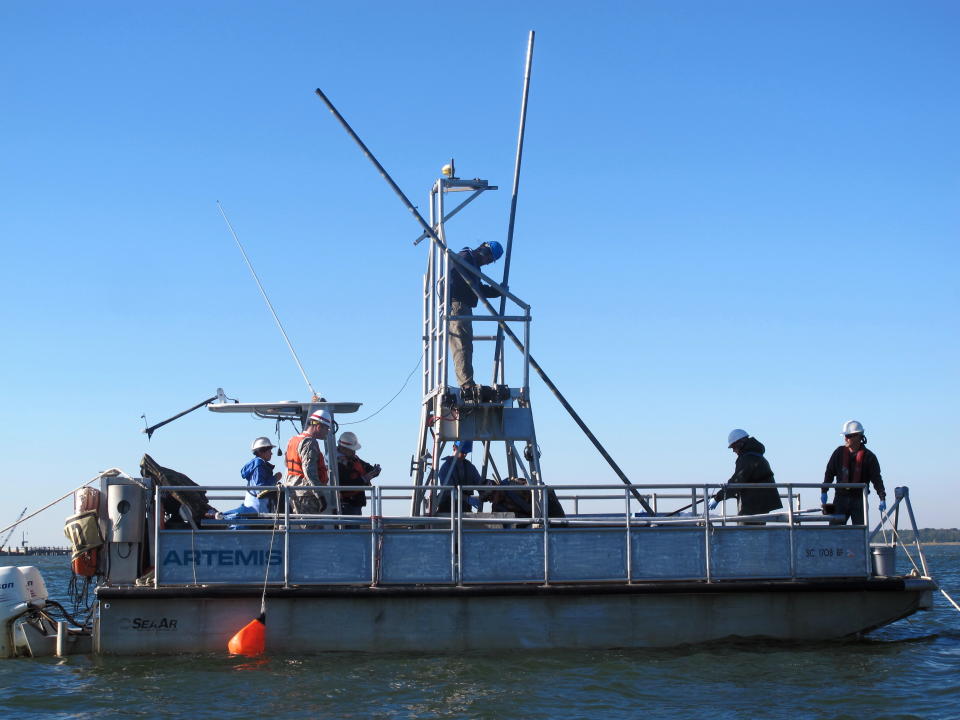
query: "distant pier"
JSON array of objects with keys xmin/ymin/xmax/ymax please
[{"xmin": 0, "ymin": 546, "xmax": 70, "ymax": 557}]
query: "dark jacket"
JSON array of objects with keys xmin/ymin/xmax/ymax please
[
  {"xmin": 336, "ymin": 453, "xmax": 376, "ymax": 508},
  {"xmin": 434, "ymin": 455, "xmax": 483, "ymax": 514},
  {"xmin": 715, "ymin": 437, "xmax": 783, "ymax": 516},
  {"xmin": 824, "ymin": 445, "xmax": 885, "ymax": 500},
  {"xmin": 448, "ymin": 248, "xmax": 500, "ymax": 308}
]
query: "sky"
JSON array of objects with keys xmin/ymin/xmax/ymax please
[{"xmin": 1, "ymin": 1, "xmax": 957, "ymax": 545}]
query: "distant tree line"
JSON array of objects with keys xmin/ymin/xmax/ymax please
[{"xmin": 894, "ymin": 528, "xmax": 960, "ymax": 543}]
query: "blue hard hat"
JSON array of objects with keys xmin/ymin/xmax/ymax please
[
  {"xmin": 454, "ymin": 440, "xmax": 473, "ymax": 454},
  {"xmin": 484, "ymin": 241, "xmax": 504, "ymax": 261}
]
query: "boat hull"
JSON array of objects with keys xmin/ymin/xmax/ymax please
[{"xmin": 95, "ymin": 578, "xmax": 934, "ymax": 654}]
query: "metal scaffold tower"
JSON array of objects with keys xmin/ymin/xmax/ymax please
[
  {"xmin": 409, "ymin": 169, "xmax": 542, "ymax": 515},
  {"xmin": 314, "ymin": 29, "xmax": 656, "ymax": 518}
]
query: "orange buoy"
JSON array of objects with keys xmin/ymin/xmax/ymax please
[{"xmin": 227, "ymin": 614, "xmax": 266, "ymax": 656}]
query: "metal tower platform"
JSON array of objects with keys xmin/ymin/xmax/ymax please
[{"xmin": 409, "ymin": 172, "xmax": 542, "ymax": 516}]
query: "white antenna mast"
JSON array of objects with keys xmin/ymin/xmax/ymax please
[{"xmin": 217, "ymin": 201, "xmax": 320, "ymax": 400}]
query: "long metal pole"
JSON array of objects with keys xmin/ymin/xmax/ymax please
[
  {"xmin": 493, "ymin": 30, "xmax": 535, "ymax": 385},
  {"xmin": 314, "ymin": 85, "xmax": 654, "ymax": 515}
]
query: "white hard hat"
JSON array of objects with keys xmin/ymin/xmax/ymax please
[
  {"xmin": 251, "ymin": 437, "xmax": 274, "ymax": 452},
  {"xmin": 727, "ymin": 429, "xmax": 749, "ymax": 447},
  {"xmin": 308, "ymin": 409, "xmax": 333, "ymax": 427},
  {"xmin": 338, "ymin": 431, "xmax": 361, "ymax": 451},
  {"xmin": 842, "ymin": 420, "xmax": 865, "ymax": 436}
]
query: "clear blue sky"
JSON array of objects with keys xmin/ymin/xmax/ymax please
[{"xmin": 2, "ymin": 1, "xmax": 957, "ymax": 544}]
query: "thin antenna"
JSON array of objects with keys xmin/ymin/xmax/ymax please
[{"xmin": 217, "ymin": 201, "xmax": 320, "ymax": 400}]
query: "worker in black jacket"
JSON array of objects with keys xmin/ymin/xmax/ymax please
[
  {"xmin": 823, "ymin": 420, "xmax": 886, "ymax": 526},
  {"xmin": 712, "ymin": 429, "xmax": 783, "ymax": 524}
]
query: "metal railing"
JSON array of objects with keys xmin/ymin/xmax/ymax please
[{"xmin": 148, "ymin": 482, "xmax": 889, "ymax": 588}]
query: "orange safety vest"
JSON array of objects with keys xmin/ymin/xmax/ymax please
[{"xmin": 285, "ymin": 433, "xmax": 329, "ymax": 485}]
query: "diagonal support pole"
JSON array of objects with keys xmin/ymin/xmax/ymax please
[{"xmin": 313, "ymin": 84, "xmax": 654, "ymax": 515}]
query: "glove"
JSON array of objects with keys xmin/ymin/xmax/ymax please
[
  {"xmin": 820, "ymin": 492, "xmax": 828, "ymax": 505},
  {"xmin": 879, "ymin": 500, "xmax": 887, "ymax": 515},
  {"xmin": 709, "ymin": 500, "xmax": 719, "ymax": 510},
  {"xmin": 467, "ymin": 497, "xmax": 481, "ymax": 510}
]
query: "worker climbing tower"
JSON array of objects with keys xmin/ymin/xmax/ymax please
[{"xmin": 409, "ymin": 166, "xmax": 541, "ymax": 515}]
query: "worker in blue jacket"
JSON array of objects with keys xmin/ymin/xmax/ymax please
[
  {"xmin": 434, "ymin": 441, "xmax": 483, "ymax": 514},
  {"xmin": 447, "ymin": 242, "xmax": 504, "ymax": 389},
  {"xmin": 221, "ymin": 437, "xmax": 282, "ymax": 527}
]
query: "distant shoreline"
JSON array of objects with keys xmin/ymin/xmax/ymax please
[{"xmin": 919, "ymin": 542, "xmax": 960, "ymax": 546}]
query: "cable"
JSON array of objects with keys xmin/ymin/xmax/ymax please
[
  {"xmin": 340, "ymin": 351, "xmax": 423, "ymax": 426},
  {"xmin": 43, "ymin": 599, "xmax": 93, "ymax": 630}
]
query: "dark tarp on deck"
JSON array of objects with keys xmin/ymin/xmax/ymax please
[{"xmin": 140, "ymin": 454, "xmax": 214, "ymax": 528}]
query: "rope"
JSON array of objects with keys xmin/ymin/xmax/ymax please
[
  {"xmin": 878, "ymin": 514, "xmax": 960, "ymax": 617},
  {"xmin": 0, "ymin": 468, "xmax": 132, "ymax": 537},
  {"xmin": 941, "ymin": 588, "xmax": 960, "ymax": 614},
  {"xmin": 340, "ymin": 351, "xmax": 423, "ymax": 426},
  {"xmin": 880, "ymin": 517, "xmax": 924, "ymax": 576},
  {"xmin": 259, "ymin": 488, "xmax": 284, "ymax": 617}
]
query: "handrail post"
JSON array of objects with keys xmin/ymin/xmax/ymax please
[
  {"xmin": 786, "ymin": 485, "xmax": 796, "ymax": 579},
  {"xmin": 542, "ymin": 486, "xmax": 550, "ymax": 586},
  {"xmin": 862, "ymin": 485, "xmax": 870, "ymax": 579},
  {"xmin": 153, "ymin": 484, "xmax": 161, "ymax": 588},
  {"xmin": 283, "ymin": 487, "xmax": 290, "ymax": 588},
  {"xmin": 370, "ymin": 486, "xmax": 380, "ymax": 587},
  {"xmin": 624, "ymin": 488, "xmax": 633, "ymax": 583},
  {"xmin": 454, "ymin": 486, "xmax": 462, "ymax": 586},
  {"xmin": 703, "ymin": 485, "xmax": 712, "ymax": 583}
]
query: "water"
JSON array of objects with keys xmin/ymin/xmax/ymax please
[{"xmin": 3, "ymin": 548, "xmax": 959, "ymax": 720}]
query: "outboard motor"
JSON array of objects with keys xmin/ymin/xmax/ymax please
[
  {"xmin": 18, "ymin": 566, "xmax": 48, "ymax": 607},
  {"xmin": 0, "ymin": 566, "xmax": 31, "ymax": 658}
]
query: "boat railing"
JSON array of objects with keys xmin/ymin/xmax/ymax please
[
  {"xmin": 144, "ymin": 481, "xmax": 895, "ymax": 588},
  {"xmin": 555, "ymin": 491, "xmax": 804, "ymax": 517}
]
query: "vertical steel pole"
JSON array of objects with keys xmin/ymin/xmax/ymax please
[
  {"xmin": 439, "ymin": 187, "xmax": 449, "ymax": 389},
  {"xmin": 493, "ymin": 30, "xmax": 535, "ymax": 384}
]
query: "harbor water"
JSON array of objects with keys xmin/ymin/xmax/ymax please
[{"xmin": 2, "ymin": 547, "xmax": 959, "ymax": 720}]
